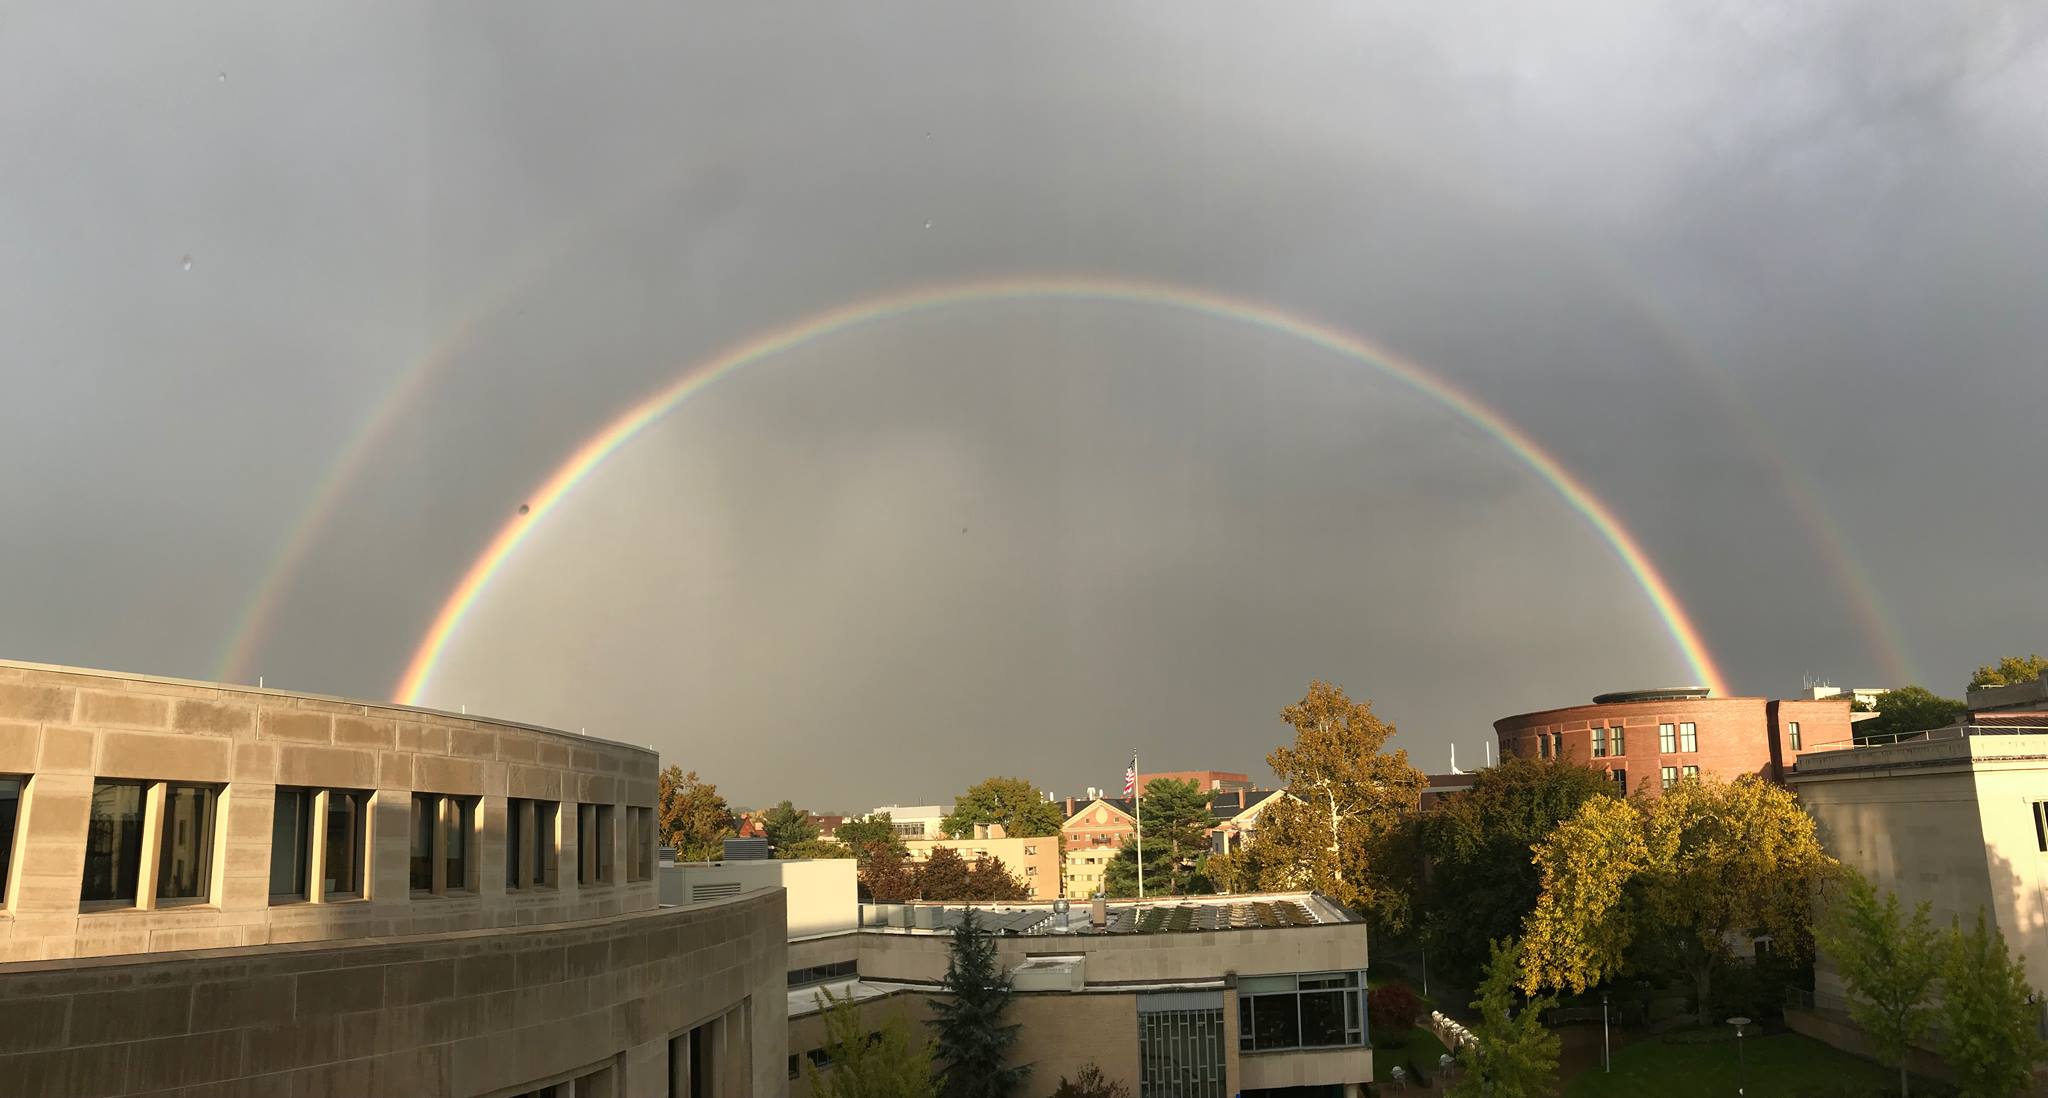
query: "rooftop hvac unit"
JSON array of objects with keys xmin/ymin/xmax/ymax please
[
  {"xmin": 914, "ymin": 906, "xmax": 944, "ymax": 929},
  {"xmin": 722, "ymin": 837, "xmax": 771, "ymax": 861}
]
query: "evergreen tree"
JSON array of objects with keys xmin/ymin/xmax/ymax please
[
  {"xmin": 763, "ymin": 800, "xmax": 821, "ymax": 851},
  {"xmin": 930, "ymin": 909, "xmax": 1029, "ymax": 1098},
  {"xmin": 1450, "ymin": 938, "xmax": 1560, "ymax": 1098},
  {"xmin": 1939, "ymin": 908, "xmax": 2046, "ymax": 1098},
  {"xmin": 1103, "ymin": 778, "xmax": 1217, "ymax": 897},
  {"xmin": 805, "ymin": 986, "xmax": 938, "ymax": 1098}
]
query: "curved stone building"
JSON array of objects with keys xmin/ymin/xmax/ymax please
[
  {"xmin": 0, "ymin": 660, "xmax": 784, "ymax": 1097},
  {"xmin": 1493, "ymin": 687, "xmax": 1852, "ymax": 796}
]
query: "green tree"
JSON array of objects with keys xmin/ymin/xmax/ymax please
[
  {"xmin": 930, "ymin": 909, "xmax": 1029, "ymax": 1098},
  {"xmin": 1971, "ymin": 654, "xmax": 2048, "ymax": 689},
  {"xmin": 1450, "ymin": 938, "xmax": 1559, "ymax": 1098},
  {"xmin": 1940, "ymin": 908, "xmax": 2047, "ymax": 1098},
  {"xmin": 805, "ymin": 985, "xmax": 939, "ymax": 1098},
  {"xmin": 918, "ymin": 847, "xmax": 974, "ymax": 901},
  {"xmin": 965, "ymin": 854, "xmax": 1031, "ymax": 901},
  {"xmin": 764, "ymin": 800, "xmax": 821, "ymax": 851},
  {"xmin": 1419, "ymin": 757, "xmax": 1617, "ymax": 987},
  {"xmin": 1048, "ymin": 1064, "xmax": 1131, "ymax": 1098},
  {"xmin": 1861, "ymin": 686, "xmax": 1967, "ymax": 741},
  {"xmin": 1216, "ymin": 681, "xmax": 1426, "ymax": 925},
  {"xmin": 777, "ymin": 838, "xmax": 855, "ymax": 860},
  {"xmin": 656, "ymin": 767, "xmax": 735, "ymax": 861},
  {"xmin": 943, "ymin": 778, "xmax": 1065, "ymax": 839},
  {"xmin": 1521, "ymin": 776, "xmax": 1831, "ymax": 1023},
  {"xmin": 837, "ymin": 813, "xmax": 909, "ymax": 855},
  {"xmin": 1103, "ymin": 778, "xmax": 1215, "ymax": 897},
  {"xmin": 860, "ymin": 843, "xmax": 919, "ymax": 902},
  {"xmin": 1816, "ymin": 867, "xmax": 1943, "ymax": 1098}
]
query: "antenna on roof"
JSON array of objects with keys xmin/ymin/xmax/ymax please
[{"xmin": 1450, "ymin": 743, "xmax": 1461, "ymax": 775}]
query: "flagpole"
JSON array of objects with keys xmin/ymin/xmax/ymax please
[{"xmin": 1134, "ymin": 752, "xmax": 1144, "ymax": 900}]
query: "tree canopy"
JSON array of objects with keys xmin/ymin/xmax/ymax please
[
  {"xmin": 776, "ymin": 838, "xmax": 854, "ymax": 860},
  {"xmin": 1970, "ymin": 653, "xmax": 2048, "ymax": 689},
  {"xmin": 917, "ymin": 847, "xmax": 975, "ymax": 901},
  {"xmin": 805, "ymin": 986, "xmax": 938, "ymax": 1098},
  {"xmin": 943, "ymin": 778, "xmax": 1065, "ymax": 839},
  {"xmin": 1860, "ymin": 686, "xmax": 1966, "ymax": 741},
  {"xmin": 1522, "ymin": 775, "xmax": 1831, "ymax": 1021},
  {"xmin": 930, "ymin": 909, "xmax": 1029, "ymax": 1098},
  {"xmin": 656, "ymin": 767, "xmax": 735, "ymax": 862},
  {"xmin": 966, "ymin": 854, "xmax": 1032, "ymax": 901},
  {"xmin": 763, "ymin": 800, "xmax": 821, "ymax": 851},
  {"xmin": 1940, "ymin": 908, "xmax": 2047, "ymax": 1098},
  {"xmin": 1217, "ymin": 681, "xmax": 1425, "ymax": 926},
  {"xmin": 1103, "ymin": 778, "xmax": 1214, "ymax": 898},
  {"xmin": 1449, "ymin": 938, "xmax": 1559, "ymax": 1098},
  {"xmin": 1419, "ymin": 757, "xmax": 1617, "ymax": 986},
  {"xmin": 1816, "ymin": 867, "xmax": 1943, "ymax": 1098},
  {"xmin": 836, "ymin": 813, "xmax": 909, "ymax": 855},
  {"xmin": 860, "ymin": 844, "xmax": 919, "ymax": 902}
]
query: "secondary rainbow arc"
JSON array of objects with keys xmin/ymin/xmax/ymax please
[{"xmin": 393, "ymin": 276, "xmax": 1732, "ymax": 705}]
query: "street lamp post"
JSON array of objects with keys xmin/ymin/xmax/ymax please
[
  {"xmin": 1727, "ymin": 1016, "xmax": 1752, "ymax": 1097},
  {"xmin": 1602, "ymin": 992, "xmax": 1611, "ymax": 1072}
]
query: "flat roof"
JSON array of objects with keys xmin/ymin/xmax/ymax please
[{"xmin": 862, "ymin": 892, "xmax": 1357, "ymax": 937}]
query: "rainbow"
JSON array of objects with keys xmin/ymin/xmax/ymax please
[{"xmin": 393, "ymin": 275, "xmax": 1732, "ymax": 704}]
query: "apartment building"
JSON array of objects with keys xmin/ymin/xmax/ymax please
[
  {"xmin": 904, "ymin": 825, "xmax": 1060, "ymax": 901},
  {"xmin": 0, "ymin": 660, "xmax": 784, "ymax": 1096}
]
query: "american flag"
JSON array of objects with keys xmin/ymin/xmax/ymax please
[{"xmin": 1123, "ymin": 757, "xmax": 1136, "ymax": 798}]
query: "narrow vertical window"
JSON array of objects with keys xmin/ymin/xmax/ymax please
[
  {"xmin": 596, "ymin": 805, "xmax": 615, "ymax": 884},
  {"xmin": 1612, "ymin": 769, "xmax": 1627, "ymax": 796},
  {"xmin": 270, "ymin": 789, "xmax": 311, "ymax": 899},
  {"xmin": 1592, "ymin": 729, "xmax": 1606, "ymax": 757},
  {"xmin": 2034, "ymin": 802, "xmax": 2047, "ymax": 853},
  {"xmin": 1789, "ymin": 722, "xmax": 1802, "ymax": 750},
  {"xmin": 1659, "ymin": 723, "xmax": 1676, "ymax": 752},
  {"xmin": 325, "ymin": 791, "xmax": 364, "ymax": 898},
  {"xmin": 445, "ymin": 796, "xmax": 474, "ymax": 892},
  {"xmin": 1611, "ymin": 726, "xmax": 1625, "ymax": 755},
  {"xmin": 536, "ymin": 801, "xmax": 559, "ymax": 886},
  {"xmin": 1680, "ymin": 722, "xmax": 1698, "ymax": 752},
  {"xmin": 1661, "ymin": 766, "xmax": 1677, "ymax": 790},
  {"xmin": 82, "ymin": 781, "xmax": 147, "ymax": 903},
  {"xmin": 0, "ymin": 776, "xmax": 21, "ymax": 906},
  {"xmin": 410, "ymin": 794, "xmax": 438, "ymax": 892},
  {"xmin": 507, "ymin": 799, "xmax": 527, "ymax": 890}
]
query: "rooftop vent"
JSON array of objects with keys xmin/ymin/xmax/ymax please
[{"xmin": 721, "ymin": 837, "xmax": 771, "ymax": 861}]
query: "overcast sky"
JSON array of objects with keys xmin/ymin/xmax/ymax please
[{"xmin": 4, "ymin": 2, "xmax": 2044, "ymax": 808}]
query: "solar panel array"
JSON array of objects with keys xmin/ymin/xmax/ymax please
[{"xmin": 934, "ymin": 899, "xmax": 1324, "ymax": 936}]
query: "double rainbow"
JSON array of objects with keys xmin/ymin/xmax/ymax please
[{"xmin": 391, "ymin": 275, "xmax": 1731, "ymax": 704}]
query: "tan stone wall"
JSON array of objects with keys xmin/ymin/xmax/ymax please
[
  {"xmin": 0, "ymin": 662, "xmax": 660, "ymax": 962},
  {"xmin": 0, "ymin": 889, "xmax": 787, "ymax": 1098}
]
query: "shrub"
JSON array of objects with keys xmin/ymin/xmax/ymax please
[
  {"xmin": 1368, "ymin": 982, "xmax": 1423, "ymax": 1036},
  {"xmin": 1049, "ymin": 1064, "xmax": 1131, "ymax": 1098}
]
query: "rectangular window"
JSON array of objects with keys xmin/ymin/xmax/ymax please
[
  {"xmin": 1553, "ymin": 732, "xmax": 1564, "ymax": 758},
  {"xmin": 156, "ymin": 783, "xmax": 217, "ymax": 902},
  {"xmin": 536, "ymin": 801, "xmax": 559, "ymax": 887},
  {"xmin": 508, "ymin": 798, "xmax": 528, "ymax": 890},
  {"xmin": 1789, "ymin": 722, "xmax": 1802, "ymax": 750},
  {"xmin": 1024, "ymin": 844, "xmax": 1037, "ymax": 855},
  {"xmin": 627, "ymin": 806, "xmax": 654, "ymax": 883},
  {"xmin": 1661, "ymin": 766, "xmax": 1678, "ymax": 790},
  {"xmin": 1238, "ymin": 971, "xmax": 1364, "ymax": 1052},
  {"xmin": 1140, "ymin": 1006, "xmax": 1226, "ymax": 1098},
  {"xmin": 1610, "ymin": 726, "xmax": 1625, "ymax": 755},
  {"xmin": 324, "ymin": 791, "xmax": 365, "ymax": 898},
  {"xmin": 1025, "ymin": 866, "xmax": 1037, "ymax": 876},
  {"xmin": 444, "ymin": 796, "xmax": 475, "ymax": 892},
  {"xmin": 1659, "ymin": 723, "xmax": 1676, "ymax": 752},
  {"xmin": 270, "ymin": 789, "xmax": 312, "ymax": 899},
  {"xmin": 0, "ymin": 776, "xmax": 21, "ymax": 906},
  {"xmin": 1538, "ymin": 734, "xmax": 1549, "ymax": 759},
  {"xmin": 788, "ymin": 959, "xmax": 859, "ymax": 988},
  {"xmin": 411, "ymin": 794, "xmax": 438, "ymax": 892},
  {"xmin": 1683, "ymin": 765, "xmax": 1699, "ymax": 781},
  {"xmin": 82, "ymin": 780, "xmax": 147, "ymax": 904},
  {"xmin": 1680, "ymin": 722, "xmax": 1698, "ymax": 752},
  {"xmin": 1612, "ymin": 769, "xmax": 1627, "ymax": 796},
  {"xmin": 1592, "ymin": 729, "xmax": 1606, "ymax": 757},
  {"xmin": 593, "ymin": 805, "xmax": 614, "ymax": 884},
  {"xmin": 2035, "ymin": 802, "xmax": 2048, "ymax": 853}
]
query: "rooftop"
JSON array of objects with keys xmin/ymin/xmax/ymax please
[
  {"xmin": 859, "ymin": 892, "xmax": 1356, "ymax": 936},
  {"xmin": 1590, "ymin": 687, "xmax": 1712, "ymax": 704},
  {"xmin": 1790, "ymin": 725, "xmax": 2048, "ymax": 778}
]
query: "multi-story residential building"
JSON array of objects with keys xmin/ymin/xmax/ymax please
[
  {"xmin": 1786, "ymin": 720, "xmax": 2048, "ymax": 1064},
  {"xmin": 1061, "ymin": 796, "xmax": 1137, "ymax": 898},
  {"xmin": 0, "ymin": 660, "xmax": 785, "ymax": 1096},
  {"xmin": 904, "ymin": 825, "xmax": 1061, "ymax": 900},
  {"xmin": 1493, "ymin": 687, "xmax": 1852, "ymax": 796},
  {"xmin": 1208, "ymin": 788, "xmax": 1284, "ymax": 854}
]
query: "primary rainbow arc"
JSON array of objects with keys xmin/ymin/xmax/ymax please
[{"xmin": 395, "ymin": 276, "xmax": 1730, "ymax": 705}]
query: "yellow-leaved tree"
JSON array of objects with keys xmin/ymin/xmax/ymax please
[
  {"xmin": 1216, "ymin": 681, "xmax": 1425, "ymax": 927},
  {"xmin": 1522, "ymin": 775, "xmax": 1832, "ymax": 1022}
]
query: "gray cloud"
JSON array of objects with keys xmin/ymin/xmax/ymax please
[{"xmin": 2, "ymin": 2, "xmax": 2042, "ymax": 806}]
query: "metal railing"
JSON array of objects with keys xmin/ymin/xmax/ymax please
[{"xmin": 1848, "ymin": 724, "xmax": 2048, "ymax": 748}]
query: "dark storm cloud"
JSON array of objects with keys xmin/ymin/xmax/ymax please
[{"xmin": 2, "ymin": 2, "xmax": 2042, "ymax": 805}]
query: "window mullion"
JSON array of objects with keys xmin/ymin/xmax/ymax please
[
  {"xmin": 308, "ymin": 789, "xmax": 331, "ymax": 904},
  {"xmin": 134, "ymin": 781, "xmax": 167, "ymax": 910}
]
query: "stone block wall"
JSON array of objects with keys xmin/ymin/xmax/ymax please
[
  {"xmin": 0, "ymin": 661, "xmax": 660, "ymax": 962},
  {"xmin": 0, "ymin": 888, "xmax": 787, "ymax": 1097}
]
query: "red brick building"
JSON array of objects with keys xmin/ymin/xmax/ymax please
[
  {"xmin": 1135, "ymin": 770, "xmax": 1253, "ymax": 796},
  {"xmin": 1493, "ymin": 688, "xmax": 1853, "ymax": 797}
]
